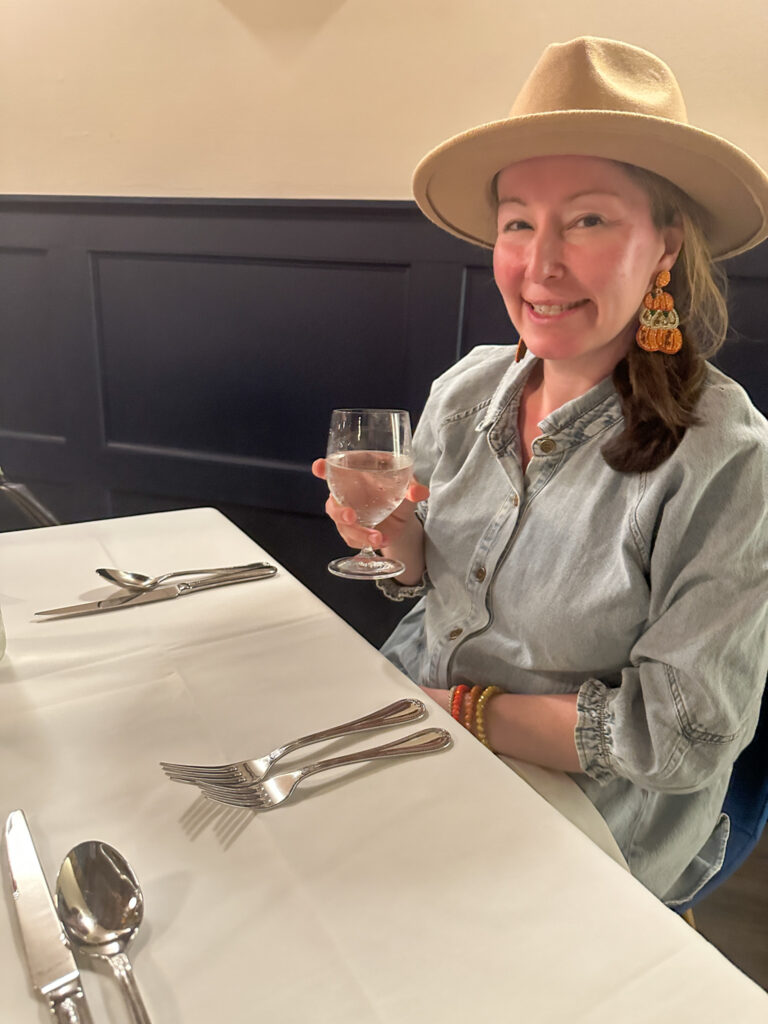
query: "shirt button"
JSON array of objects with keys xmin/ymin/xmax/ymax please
[
  {"xmin": 538, "ymin": 438, "xmax": 557, "ymax": 454},
  {"xmin": 474, "ymin": 567, "xmax": 487, "ymax": 582},
  {"xmin": 512, "ymin": 494, "xmax": 519, "ymax": 507},
  {"xmin": 448, "ymin": 627, "xmax": 463, "ymax": 640}
]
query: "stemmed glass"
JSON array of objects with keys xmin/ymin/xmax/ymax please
[{"xmin": 325, "ymin": 408, "xmax": 413, "ymax": 580}]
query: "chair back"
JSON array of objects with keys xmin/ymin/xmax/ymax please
[{"xmin": 0, "ymin": 469, "xmax": 60, "ymax": 528}]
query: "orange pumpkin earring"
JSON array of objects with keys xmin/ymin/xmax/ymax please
[{"xmin": 636, "ymin": 270, "xmax": 683, "ymax": 354}]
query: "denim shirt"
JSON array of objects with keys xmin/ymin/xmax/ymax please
[{"xmin": 381, "ymin": 346, "xmax": 768, "ymax": 904}]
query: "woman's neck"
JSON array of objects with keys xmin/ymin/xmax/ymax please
[
  {"xmin": 517, "ymin": 351, "xmax": 622, "ymax": 471},
  {"xmin": 524, "ymin": 337, "xmax": 629, "ymax": 420},
  {"xmin": 534, "ymin": 361, "xmax": 607, "ymax": 417}
]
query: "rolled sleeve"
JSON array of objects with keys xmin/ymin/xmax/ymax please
[
  {"xmin": 375, "ymin": 570, "xmax": 431, "ymax": 602},
  {"xmin": 575, "ymin": 679, "xmax": 616, "ymax": 784},
  {"xmin": 574, "ymin": 666, "xmax": 753, "ymax": 793}
]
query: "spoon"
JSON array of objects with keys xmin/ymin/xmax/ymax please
[
  {"xmin": 56, "ymin": 841, "xmax": 152, "ymax": 1024},
  {"xmin": 97, "ymin": 560, "xmax": 272, "ymax": 591}
]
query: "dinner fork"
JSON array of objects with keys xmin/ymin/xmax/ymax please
[
  {"xmin": 198, "ymin": 727, "xmax": 452, "ymax": 810},
  {"xmin": 160, "ymin": 698, "xmax": 427, "ymax": 787}
]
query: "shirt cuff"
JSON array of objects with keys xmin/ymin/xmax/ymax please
[
  {"xmin": 575, "ymin": 679, "xmax": 617, "ymax": 784},
  {"xmin": 375, "ymin": 571, "xmax": 430, "ymax": 602}
]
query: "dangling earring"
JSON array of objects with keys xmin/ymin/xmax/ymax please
[
  {"xmin": 515, "ymin": 338, "xmax": 528, "ymax": 363},
  {"xmin": 636, "ymin": 270, "xmax": 683, "ymax": 354}
]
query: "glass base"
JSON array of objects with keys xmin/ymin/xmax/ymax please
[{"xmin": 327, "ymin": 552, "xmax": 405, "ymax": 580}]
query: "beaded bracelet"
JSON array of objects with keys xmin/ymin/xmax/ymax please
[
  {"xmin": 462, "ymin": 684, "xmax": 484, "ymax": 734},
  {"xmin": 450, "ymin": 683, "xmax": 470, "ymax": 722},
  {"xmin": 475, "ymin": 685, "xmax": 502, "ymax": 748},
  {"xmin": 448, "ymin": 684, "xmax": 459, "ymax": 716}
]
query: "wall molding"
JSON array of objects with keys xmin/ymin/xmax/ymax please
[{"xmin": 0, "ymin": 197, "xmax": 765, "ymax": 523}]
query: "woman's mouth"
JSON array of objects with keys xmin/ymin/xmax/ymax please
[{"xmin": 526, "ymin": 299, "xmax": 589, "ymax": 318}]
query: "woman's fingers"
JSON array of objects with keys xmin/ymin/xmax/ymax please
[
  {"xmin": 324, "ymin": 495, "xmax": 377, "ymax": 547},
  {"xmin": 311, "ymin": 458, "xmax": 327, "ymax": 480},
  {"xmin": 406, "ymin": 480, "xmax": 430, "ymax": 503}
]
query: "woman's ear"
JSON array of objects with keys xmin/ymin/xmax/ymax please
[{"xmin": 657, "ymin": 218, "xmax": 684, "ymax": 274}]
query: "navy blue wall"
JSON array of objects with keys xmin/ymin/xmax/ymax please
[{"xmin": 0, "ymin": 197, "xmax": 765, "ymax": 526}]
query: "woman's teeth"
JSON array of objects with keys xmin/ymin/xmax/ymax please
[{"xmin": 529, "ymin": 300, "xmax": 586, "ymax": 316}]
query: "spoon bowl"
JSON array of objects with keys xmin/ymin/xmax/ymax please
[
  {"xmin": 57, "ymin": 841, "xmax": 152, "ymax": 1024},
  {"xmin": 97, "ymin": 561, "xmax": 272, "ymax": 591}
]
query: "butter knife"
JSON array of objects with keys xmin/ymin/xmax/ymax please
[
  {"xmin": 36, "ymin": 565, "xmax": 278, "ymax": 618},
  {"xmin": 4, "ymin": 810, "xmax": 94, "ymax": 1023}
]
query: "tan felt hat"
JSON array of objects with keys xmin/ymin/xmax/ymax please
[{"xmin": 412, "ymin": 37, "xmax": 768, "ymax": 260}]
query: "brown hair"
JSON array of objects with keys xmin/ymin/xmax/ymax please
[{"xmin": 601, "ymin": 163, "xmax": 729, "ymax": 473}]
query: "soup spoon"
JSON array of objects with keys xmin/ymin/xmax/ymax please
[
  {"xmin": 56, "ymin": 841, "xmax": 152, "ymax": 1024},
  {"xmin": 97, "ymin": 561, "xmax": 271, "ymax": 591}
]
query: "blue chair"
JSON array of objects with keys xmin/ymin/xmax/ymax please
[{"xmin": 677, "ymin": 675, "xmax": 768, "ymax": 920}]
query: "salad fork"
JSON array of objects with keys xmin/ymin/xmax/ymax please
[
  {"xmin": 198, "ymin": 728, "xmax": 452, "ymax": 810},
  {"xmin": 160, "ymin": 698, "xmax": 426, "ymax": 787}
]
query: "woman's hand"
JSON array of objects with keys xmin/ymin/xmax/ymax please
[
  {"xmin": 312, "ymin": 458, "xmax": 429, "ymax": 585},
  {"xmin": 421, "ymin": 686, "xmax": 451, "ymax": 713},
  {"xmin": 311, "ymin": 458, "xmax": 429, "ymax": 550}
]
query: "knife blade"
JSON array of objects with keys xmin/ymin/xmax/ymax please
[
  {"xmin": 35, "ymin": 564, "xmax": 278, "ymax": 617},
  {"xmin": 4, "ymin": 810, "xmax": 94, "ymax": 1023}
]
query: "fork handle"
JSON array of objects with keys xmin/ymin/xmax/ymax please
[
  {"xmin": 277, "ymin": 698, "xmax": 427, "ymax": 758},
  {"xmin": 298, "ymin": 728, "xmax": 451, "ymax": 778}
]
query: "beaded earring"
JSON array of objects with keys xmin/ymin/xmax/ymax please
[{"xmin": 636, "ymin": 270, "xmax": 683, "ymax": 354}]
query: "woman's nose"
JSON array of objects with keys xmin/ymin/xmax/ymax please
[{"xmin": 527, "ymin": 228, "xmax": 564, "ymax": 281}]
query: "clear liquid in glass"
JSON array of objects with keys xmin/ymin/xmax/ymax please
[{"xmin": 326, "ymin": 450, "xmax": 413, "ymax": 529}]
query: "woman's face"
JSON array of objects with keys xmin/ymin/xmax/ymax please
[{"xmin": 493, "ymin": 155, "xmax": 682, "ymax": 376}]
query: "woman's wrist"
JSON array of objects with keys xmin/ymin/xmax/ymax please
[{"xmin": 380, "ymin": 515, "xmax": 425, "ymax": 585}]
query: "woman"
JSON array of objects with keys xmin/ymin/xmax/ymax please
[{"xmin": 313, "ymin": 37, "xmax": 768, "ymax": 906}]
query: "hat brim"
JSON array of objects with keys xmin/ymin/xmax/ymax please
[{"xmin": 412, "ymin": 110, "xmax": 768, "ymax": 260}]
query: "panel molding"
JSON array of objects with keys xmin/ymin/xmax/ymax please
[{"xmin": 0, "ymin": 196, "xmax": 765, "ymax": 522}]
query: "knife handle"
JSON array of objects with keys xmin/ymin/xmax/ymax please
[
  {"xmin": 179, "ymin": 566, "xmax": 277, "ymax": 592},
  {"xmin": 50, "ymin": 986, "xmax": 94, "ymax": 1024}
]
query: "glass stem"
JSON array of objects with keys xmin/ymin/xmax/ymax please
[{"xmin": 358, "ymin": 545, "xmax": 378, "ymax": 560}]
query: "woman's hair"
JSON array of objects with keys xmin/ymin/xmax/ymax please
[{"xmin": 601, "ymin": 162, "xmax": 729, "ymax": 473}]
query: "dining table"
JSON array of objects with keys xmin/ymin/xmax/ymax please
[{"xmin": 1, "ymin": 506, "xmax": 766, "ymax": 1023}]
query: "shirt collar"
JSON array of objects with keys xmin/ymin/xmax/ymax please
[{"xmin": 477, "ymin": 354, "xmax": 624, "ymax": 452}]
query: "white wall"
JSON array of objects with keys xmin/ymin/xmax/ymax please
[{"xmin": 1, "ymin": 0, "xmax": 766, "ymax": 198}]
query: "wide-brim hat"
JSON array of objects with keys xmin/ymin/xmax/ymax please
[{"xmin": 412, "ymin": 37, "xmax": 768, "ymax": 260}]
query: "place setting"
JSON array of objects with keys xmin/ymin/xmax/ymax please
[
  {"xmin": 33, "ymin": 561, "xmax": 279, "ymax": 619},
  {"xmin": 4, "ymin": 695, "xmax": 453, "ymax": 1020},
  {"xmin": 4, "ymin": 810, "xmax": 151, "ymax": 1024}
]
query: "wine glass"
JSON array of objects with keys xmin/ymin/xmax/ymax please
[{"xmin": 325, "ymin": 408, "xmax": 414, "ymax": 580}]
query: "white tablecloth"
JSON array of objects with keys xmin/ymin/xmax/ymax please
[{"xmin": 1, "ymin": 508, "xmax": 766, "ymax": 1022}]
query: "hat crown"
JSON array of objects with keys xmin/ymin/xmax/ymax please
[{"xmin": 510, "ymin": 37, "xmax": 688, "ymax": 124}]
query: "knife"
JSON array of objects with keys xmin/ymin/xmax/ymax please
[
  {"xmin": 4, "ymin": 810, "xmax": 94, "ymax": 1023},
  {"xmin": 35, "ymin": 564, "xmax": 278, "ymax": 618}
]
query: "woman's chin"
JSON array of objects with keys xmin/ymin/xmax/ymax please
[{"xmin": 522, "ymin": 338, "xmax": 591, "ymax": 362}]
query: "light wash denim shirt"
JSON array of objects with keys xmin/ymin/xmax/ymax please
[{"xmin": 381, "ymin": 346, "xmax": 768, "ymax": 904}]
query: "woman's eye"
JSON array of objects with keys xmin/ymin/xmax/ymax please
[
  {"xmin": 574, "ymin": 214, "xmax": 604, "ymax": 228},
  {"xmin": 500, "ymin": 219, "xmax": 532, "ymax": 232}
]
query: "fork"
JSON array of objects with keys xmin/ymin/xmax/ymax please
[
  {"xmin": 198, "ymin": 727, "xmax": 452, "ymax": 810},
  {"xmin": 160, "ymin": 698, "xmax": 427, "ymax": 787}
]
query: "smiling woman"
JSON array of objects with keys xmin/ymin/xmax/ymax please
[
  {"xmin": 491, "ymin": 154, "xmax": 722, "ymax": 472},
  {"xmin": 315, "ymin": 36, "xmax": 768, "ymax": 909},
  {"xmin": 492, "ymin": 155, "xmax": 685, "ymax": 469}
]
